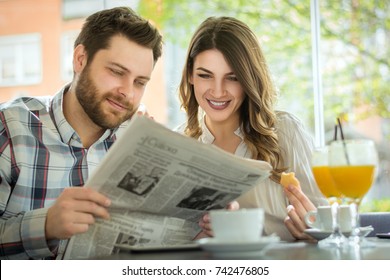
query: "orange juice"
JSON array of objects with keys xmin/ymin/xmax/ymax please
[
  {"xmin": 329, "ymin": 165, "xmax": 375, "ymax": 199},
  {"xmin": 312, "ymin": 166, "xmax": 343, "ymax": 198}
]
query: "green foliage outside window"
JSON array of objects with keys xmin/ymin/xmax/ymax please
[{"xmin": 361, "ymin": 198, "xmax": 390, "ymax": 213}]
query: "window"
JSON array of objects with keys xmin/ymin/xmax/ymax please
[
  {"xmin": 62, "ymin": 0, "xmax": 137, "ymax": 20},
  {"xmin": 61, "ymin": 31, "xmax": 79, "ymax": 81},
  {"xmin": 140, "ymin": 1, "xmax": 315, "ymax": 130},
  {"xmin": 319, "ymin": 1, "xmax": 390, "ymax": 202},
  {"xmin": 0, "ymin": 33, "xmax": 42, "ymax": 87},
  {"xmin": 139, "ymin": 0, "xmax": 390, "ymax": 207}
]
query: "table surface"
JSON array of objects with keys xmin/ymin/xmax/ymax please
[{"xmin": 99, "ymin": 237, "xmax": 390, "ymax": 260}]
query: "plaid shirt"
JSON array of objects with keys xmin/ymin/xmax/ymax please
[{"xmin": 0, "ymin": 85, "xmax": 126, "ymax": 259}]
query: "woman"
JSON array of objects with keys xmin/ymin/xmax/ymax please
[{"xmin": 178, "ymin": 16, "xmax": 326, "ymax": 241}]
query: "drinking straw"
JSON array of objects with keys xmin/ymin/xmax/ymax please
[
  {"xmin": 337, "ymin": 117, "xmax": 350, "ymax": 165},
  {"xmin": 337, "ymin": 118, "xmax": 345, "ymax": 140},
  {"xmin": 333, "ymin": 124, "xmax": 338, "ymax": 141}
]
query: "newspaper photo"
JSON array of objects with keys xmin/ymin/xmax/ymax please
[{"xmin": 63, "ymin": 115, "xmax": 272, "ymax": 259}]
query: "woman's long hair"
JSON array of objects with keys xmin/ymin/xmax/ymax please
[{"xmin": 179, "ymin": 16, "xmax": 286, "ymax": 182}]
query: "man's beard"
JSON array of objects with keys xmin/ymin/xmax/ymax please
[{"xmin": 75, "ymin": 66, "xmax": 136, "ymax": 129}]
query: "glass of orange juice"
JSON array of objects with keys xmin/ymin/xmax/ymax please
[
  {"xmin": 328, "ymin": 139, "xmax": 378, "ymax": 246},
  {"xmin": 311, "ymin": 146, "xmax": 345, "ymax": 246}
]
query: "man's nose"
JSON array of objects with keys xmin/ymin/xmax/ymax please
[{"xmin": 119, "ymin": 79, "xmax": 134, "ymax": 101}]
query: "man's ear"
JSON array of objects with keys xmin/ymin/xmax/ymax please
[{"xmin": 73, "ymin": 44, "xmax": 88, "ymax": 73}]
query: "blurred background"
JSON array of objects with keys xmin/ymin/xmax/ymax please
[{"xmin": 0, "ymin": 0, "xmax": 389, "ymax": 210}]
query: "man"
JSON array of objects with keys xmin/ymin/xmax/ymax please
[{"xmin": 0, "ymin": 7, "xmax": 162, "ymax": 259}]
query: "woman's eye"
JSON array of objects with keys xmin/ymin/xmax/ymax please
[
  {"xmin": 227, "ymin": 76, "xmax": 238, "ymax": 81},
  {"xmin": 198, "ymin": 73, "xmax": 211, "ymax": 79}
]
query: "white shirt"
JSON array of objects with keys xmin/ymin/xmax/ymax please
[{"xmin": 177, "ymin": 111, "xmax": 326, "ymax": 241}]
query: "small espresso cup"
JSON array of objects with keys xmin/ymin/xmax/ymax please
[
  {"xmin": 209, "ymin": 208, "xmax": 264, "ymax": 242},
  {"xmin": 304, "ymin": 205, "xmax": 352, "ymax": 232}
]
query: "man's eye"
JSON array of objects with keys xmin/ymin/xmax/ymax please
[
  {"xmin": 136, "ymin": 80, "xmax": 147, "ymax": 87},
  {"xmin": 111, "ymin": 69, "xmax": 123, "ymax": 76}
]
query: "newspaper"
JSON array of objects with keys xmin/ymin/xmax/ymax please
[{"xmin": 63, "ymin": 115, "xmax": 272, "ymax": 259}]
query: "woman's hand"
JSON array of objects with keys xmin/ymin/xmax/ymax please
[
  {"xmin": 193, "ymin": 201, "xmax": 240, "ymax": 240},
  {"xmin": 284, "ymin": 185, "xmax": 316, "ymax": 240},
  {"xmin": 136, "ymin": 103, "xmax": 154, "ymax": 120}
]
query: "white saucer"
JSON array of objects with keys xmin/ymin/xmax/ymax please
[
  {"xmin": 196, "ymin": 235, "xmax": 280, "ymax": 256},
  {"xmin": 304, "ymin": 226, "xmax": 374, "ymax": 241}
]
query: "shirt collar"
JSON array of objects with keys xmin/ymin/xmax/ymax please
[
  {"xmin": 199, "ymin": 116, "xmax": 244, "ymax": 144},
  {"xmin": 51, "ymin": 84, "xmax": 117, "ymax": 146}
]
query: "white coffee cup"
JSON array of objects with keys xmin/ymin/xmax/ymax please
[
  {"xmin": 304, "ymin": 205, "xmax": 352, "ymax": 232},
  {"xmin": 209, "ymin": 208, "xmax": 264, "ymax": 242}
]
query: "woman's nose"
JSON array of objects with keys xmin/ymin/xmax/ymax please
[{"xmin": 211, "ymin": 80, "xmax": 226, "ymax": 97}]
